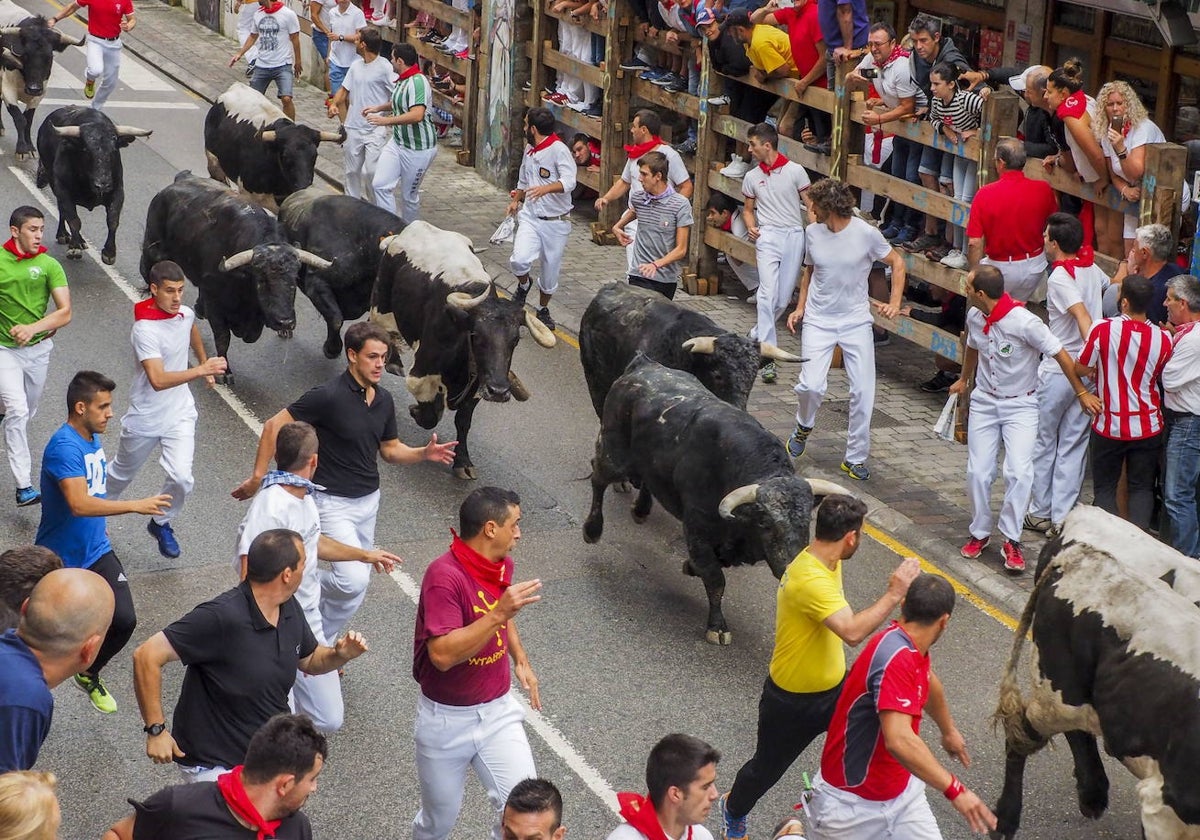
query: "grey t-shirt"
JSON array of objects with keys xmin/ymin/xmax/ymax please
[{"xmin": 629, "ymin": 190, "xmax": 693, "ymax": 286}]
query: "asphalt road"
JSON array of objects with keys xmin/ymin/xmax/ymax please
[{"xmin": 2, "ymin": 20, "xmax": 1144, "ymax": 840}]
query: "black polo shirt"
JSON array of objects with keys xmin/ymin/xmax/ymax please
[
  {"xmin": 131, "ymin": 782, "xmax": 313, "ymax": 839},
  {"xmin": 288, "ymin": 370, "xmax": 399, "ymax": 498},
  {"xmin": 164, "ymin": 582, "xmax": 318, "ymax": 770}
]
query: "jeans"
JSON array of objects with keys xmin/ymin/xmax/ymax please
[
  {"xmin": 888, "ymin": 137, "xmax": 922, "ymax": 228},
  {"xmin": 1091, "ymin": 430, "xmax": 1162, "ymax": 531},
  {"xmin": 1164, "ymin": 413, "xmax": 1200, "ymax": 557}
]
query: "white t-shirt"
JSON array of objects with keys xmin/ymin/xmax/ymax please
[
  {"xmin": 967, "ymin": 305, "xmax": 1063, "ymax": 397},
  {"xmin": 342, "ymin": 55, "xmax": 397, "ymax": 131},
  {"xmin": 310, "ymin": 0, "xmax": 336, "ymax": 27},
  {"xmin": 741, "ymin": 160, "xmax": 811, "ymax": 229},
  {"xmin": 327, "ymin": 3, "xmax": 367, "ymax": 68},
  {"xmin": 517, "ymin": 138, "xmax": 577, "ymax": 218},
  {"xmin": 1100, "ymin": 118, "xmax": 1165, "ymax": 184},
  {"xmin": 1039, "ymin": 263, "xmax": 1108, "ymax": 376},
  {"xmin": 802, "ymin": 217, "xmax": 891, "ymax": 326},
  {"xmin": 252, "ymin": 6, "xmax": 301, "ymax": 68},
  {"xmin": 1063, "ymin": 95, "xmax": 1101, "ymax": 183},
  {"xmin": 856, "ymin": 54, "xmax": 921, "ymax": 110},
  {"xmin": 621, "ymin": 143, "xmax": 690, "ymax": 207},
  {"xmin": 1163, "ymin": 326, "xmax": 1200, "ymax": 415},
  {"xmin": 236, "ymin": 484, "xmax": 325, "ymax": 643},
  {"xmin": 122, "ymin": 306, "xmax": 198, "ymax": 436},
  {"xmin": 606, "ymin": 823, "xmax": 716, "ymax": 840}
]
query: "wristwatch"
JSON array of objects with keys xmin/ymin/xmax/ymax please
[{"xmin": 143, "ymin": 722, "xmax": 167, "ymax": 736}]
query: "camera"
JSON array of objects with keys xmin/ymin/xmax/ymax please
[{"xmin": 860, "ymin": 68, "xmax": 878, "ymax": 80}]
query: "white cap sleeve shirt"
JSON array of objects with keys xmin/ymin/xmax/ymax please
[
  {"xmin": 342, "ymin": 56, "xmax": 397, "ymax": 131},
  {"xmin": 967, "ymin": 306, "xmax": 1064, "ymax": 397},
  {"xmin": 1039, "ymin": 263, "xmax": 1108, "ymax": 376},
  {"xmin": 1100, "ymin": 118, "xmax": 1165, "ymax": 183},
  {"xmin": 122, "ymin": 306, "xmax": 198, "ymax": 436},
  {"xmin": 621, "ymin": 143, "xmax": 690, "ymax": 207},
  {"xmin": 516, "ymin": 139, "xmax": 577, "ymax": 218},
  {"xmin": 741, "ymin": 160, "xmax": 810, "ymax": 230},
  {"xmin": 802, "ymin": 217, "xmax": 891, "ymax": 327}
]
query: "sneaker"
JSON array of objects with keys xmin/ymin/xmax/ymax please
[
  {"xmin": 536, "ymin": 307, "xmax": 555, "ymax": 331},
  {"xmin": 760, "ymin": 361, "xmax": 776, "ymax": 383},
  {"xmin": 148, "ymin": 519, "xmax": 181, "ymax": 559},
  {"xmin": 1047, "ymin": 523, "xmax": 1063, "ymax": 540},
  {"xmin": 879, "ymin": 223, "xmax": 901, "ymax": 240},
  {"xmin": 873, "ymin": 329, "xmax": 890, "ymax": 346},
  {"xmin": 919, "ymin": 370, "xmax": 957, "ymax": 393},
  {"xmin": 675, "ymin": 137, "xmax": 697, "ymax": 154},
  {"xmin": 785, "ymin": 423, "xmax": 813, "ymax": 458},
  {"xmin": 566, "ymin": 99, "xmax": 589, "ymax": 111},
  {"xmin": 721, "ymin": 793, "xmax": 748, "ymax": 840},
  {"xmin": 924, "ymin": 240, "xmax": 952, "ymax": 261},
  {"xmin": 1023, "ymin": 514, "xmax": 1052, "ymax": 534},
  {"xmin": 707, "ymin": 94, "xmax": 730, "ymax": 106},
  {"xmin": 1003, "ymin": 539, "xmax": 1026, "ymax": 573},
  {"xmin": 960, "ymin": 535, "xmax": 990, "ymax": 559},
  {"xmin": 719, "ymin": 155, "xmax": 752, "ymax": 178},
  {"xmin": 15, "ymin": 486, "xmax": 40, "ymax": 507},
  {"xmin": 542, "ymin": 91, "xmax": 569, "ymax": 105},
  {"xmin": 653, "ymin": 72, "xmax": 682, "ymax": 88},
  {"xmin": 940, "ymin": 249, "xmax": 969, "ymax": 269},
  {"xmin": 583, "ymin": 102, "xmax": 603, "ymax": 118},
  {"xmin": 454, "ymin": 49, "xmax": 471, "ymax": 60},
  {"xmin": 638, "ymin": 68, "xmax": 668, "ymax": 83},
  {"xmin": 74, "ymin": 673, "xmax": 118, "ymax": 714},
  {"xmin": 521, "ymin": 79, "xmax": 532, "ymax": 91},
  {"xmin": 803, "ymin": 140, "xmax": 831, "ymax": 156},
  {"xmin": 841, "ymin": 461, "xmax": 870, "ymax": 480},
  {"xmin": 514, "ymin": 281, "xmax": 531, "ymax": 304},
  {"xmin": 664, "ymin": 76, "xmax": 689, "ymax": 93},
  {"xmin": 619, "ymin": 57, "xmax": 650, "ymax": 70},
  {"xmin": 902, "ymin": 233, "xmax": 940, "ymax": 253},
  {"xmin": 83, "ymin": 77, "xmax": 95, "ymax": 99},
  {"xmin": 890, "ymin": 225, "xmax": 918, "ymax": 245}
]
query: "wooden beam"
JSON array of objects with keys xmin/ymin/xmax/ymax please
[
  {"xmin": 707, "ymin": 168, "xmax": 746, "ymax": 203},
  {"xmin": 576, "ymin": 166, "xmax": 600, "ymax": 192},
  {"xmin": 539, "ymin": 99, "xmax": 604, "ymax": 135},
  {"xmin": 844, "ymin": 158, "xmax": 971, "ymax": 228},
  {"xmin": 541, "ymin": 42, "xmax": 607, "ymax": 90},
  {"xmin": 710, "ymin": 114, "xmax": 830, "ymax": 174},
  {"xmin": 877, "ymin": 111, "xmax": 983, "ymax": 161},
  {"xmin": 691, "ymin": 42, "xmax": 721, "ymax": 276},
  {"xmin": 704, "ymin": 226, "xmax": 757, "ymax": 267},
  {"xmin": 1142, "ymin": 143, "xmax": 1188, "ymax": 239},
  {"xmin": 977, "ymin": 90, "xmax": 1020, "ymax": 189},
  {"xmin": 896, "ymin": 251, "xmax": 969, "ymax": 296},
  {"xmin": 907, "ymin": 0, "xmax": 1004, "ymax": 30},
  {"xmin": 717, "ymin": 71, "xmax": 837, "ymax": 112},
  {"xmin": 404, "ymin": 0, "xmax": 472, "ymax": 30},
  {"xmin": 540, "ymin": 2, "xmax": 609, "ymax": 37},
  {"xmin": 1020, "ymin": 159, "xmax": 1139, "ymax": 215},
  {"xmin": 408, "ymin": 34, "xmax": 470, "ymax": 74},
  {"xmin": 873, "ymin": 312, "xmax": 964, "ymax": 363},
  {"xmin": 596, "ymin": 0, "xmax": 634, "ymax": 230},
  {"xmin": 630, "ymin": 78, "xmax": 701, "ymax": 119}
]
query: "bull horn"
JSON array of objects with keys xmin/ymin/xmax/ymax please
[
  {"xmin": 683, "ymin": 336, "xmax": 718, "ymax": 355},
  {"xmin": 524, "ymin": 310, "xmax": 557, "ymax": 347},
  {"xmin": 318, "ymin": 129, "xmax": 344, "ymax": 143},
  {"xmin": 760, "ymin": 342, "xmax": 803, "ymax": 362},
  {"xmin": 718, "ymin": 483, "xmax": 760, "ymax": 520},
  {"xmin": 378, "ymin": 234, "xmax": 400, "ymax": 252},
  {"xmin": 114, "ymin": 125, "xmax": 153, "ymax": 137},
  {"xmin": 55, "ymin": 30, "xmax": 85, "ymax": 46},
  {"xmin": 295, "ymin": 248, "xmax": 333, "ymax": 270},
  {"xmin": 446, "ymin": 286, "xmax": 490, "ymax": 311},
  {"xmin": 258, "ymin": 130, "xmax": 277, "ymax": 143},
  {"xmin": 0, "ymin": 26, "xmax": 22, "ymax": 35},
  {"xmin": 219, "ymin": 249, "xmax": 256, "ymax": 271},
  {"xmin": 1, "ymin": 49, "xmax": 22, "ymax": 69},
  {"xmin": 805, "ymin": 479, "xmax": 854, "ymax": 499},
  {"xmin": 51, "ymin": 125, "xmax": 82, "ymax": 138}
]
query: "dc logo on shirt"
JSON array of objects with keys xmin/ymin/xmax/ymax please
[{"xmin": 84, "ymin": 450, "xmax": 107, "ymax": 497}]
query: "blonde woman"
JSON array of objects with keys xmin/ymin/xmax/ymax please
[
  {"xmin": 1093, "ymin": 81, "xmax": 1165, "ymax": 254},
  {"xmin": 0, "ymin": 771, "xmax": 59, "ymax": 840}
]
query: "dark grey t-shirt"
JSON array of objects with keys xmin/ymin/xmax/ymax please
[{"xmin": 630, "ymin": 190, "xmax": 693, "ymax": 286}]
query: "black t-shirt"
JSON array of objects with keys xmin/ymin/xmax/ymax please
[
  {"xmin": 288, "ymin": 370, "xmax": 399, "ymax": 498},
  {"xmin": 131, "ymin": 782, "xmax": 313, "ymax": 839},
  {"xmin": 1148, "ymin": 263, "xmax": 1185, "ymax": 326},
  {"xmin": 164, "ymin": 583, "xmax": 318, "ymax": 770}
]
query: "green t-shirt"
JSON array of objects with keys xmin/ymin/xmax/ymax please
[{"xmin": 0, "ymin": 249, "xmax": 68, "ymax": 348}]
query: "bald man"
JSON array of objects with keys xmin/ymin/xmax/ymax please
[{"xmin": 0, "ymin": 567, "xmax": 114, "ymax": 771}]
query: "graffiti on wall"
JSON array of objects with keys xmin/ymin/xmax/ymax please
[{"xmin": 480, "ymin": 0, "xmax": 515, "ymax": 185}]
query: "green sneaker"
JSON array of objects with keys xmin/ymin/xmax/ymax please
[
  {"xmin": 74, "ymin": 673, "xmax": 118, "ymax": 714},
  {"xmin": 84, "ymin": 78, "xmax": 96, "ymax": 99}
]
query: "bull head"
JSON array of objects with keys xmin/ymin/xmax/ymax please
[
  {"xmin": 718, "ymin": 478, "xmax": 854, "ymax": 520},
  {"xmin": 446, "ymin": 286, "xmax": 557, "ymax": 348},
  {"xmin": 683, "ymin": 336, "xmax": 803, "ymax": 362}
]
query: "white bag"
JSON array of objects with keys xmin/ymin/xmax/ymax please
[
  {"xmin": 934, "ymin": 392, "xmax": 958, "ymax": 442},
  {"xmin": 490, "ymin": 215, "xmax": 516, "ymax": 245}
]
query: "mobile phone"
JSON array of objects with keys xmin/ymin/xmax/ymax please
[
  {"xmin": 1110, "ymin": 115, "xmax": 1123, "ymax": 132},
  {"xmin": 957, "ymin": 76, "xmax": 971, "ymax": 89},
  {"xmin": 776, "ymin": 0, "xmax": 794, "ymax": 7},
  {"xmin": 860, "ymin": 67, "xmax": 878, "ymax": 80}
]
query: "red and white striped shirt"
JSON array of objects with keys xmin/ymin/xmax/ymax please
[{"xmin": 1078, "ymin": 315, "xmax": 1173, "ymax": 440}]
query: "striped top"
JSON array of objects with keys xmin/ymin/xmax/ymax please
[
  {"xmin": 390, "ymin": 73, "xmax": 438, "ymax": 151},
  {"xmin": 1078, "ymin": 315, "xmax": 1173, "ymax": 440},
  {"xmin": 929, "ymin": 88, "xmax": 983, "ymax": 135}
]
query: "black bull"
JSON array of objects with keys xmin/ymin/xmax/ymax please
[{"xmin": 0, "ymin": 11, "xmax": 82, "ymax": 158}]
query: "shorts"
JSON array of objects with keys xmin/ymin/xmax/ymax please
[
  {"xmin": 918, "ymin": 145, "xmax": 942, "ymax": 177},
  {"xmin": 329, "ymin": 62, "xmax": 350, "ymax": 93},
  {"xmin": 249, "ymin": 63, "xmax": 295, "ymax": 98}
]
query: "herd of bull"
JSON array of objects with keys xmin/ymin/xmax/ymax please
[{"xmin": 2, "ymin": 15, "xmax": 1198, "ymax": 836}]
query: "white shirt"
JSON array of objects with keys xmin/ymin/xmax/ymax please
[
  {"xmin": 1163, "ymin": 325, "xmax": 1200, "ymax": 415},
  {"xmin": 310, "ymin": 0, "xmax": 336, "ymax": 27},
  {"xmin": 621, "ymin": 143, "xmax": 690, "ymax": 207},
  {"xmin": 1100, "ymin": 118, "xmax": 1164, "ymax": 185},
  {"xmin": 236, "ymin": 484, "xmax": 325, "ymax": 643},
  {"xmin": 606, "ymin": 823, "xmax": 716, "ymax": 840},
  {"xmin": 517, "ymin": 137, "xmax": 577, "ymax": 218},
  {"xmin": 725, "ymin": 213, "xmax": 759, "ymax": 290},
  {"xmin": 252, "ymin": 6, "xmax": 301, "ymax": 68},
  {"xmin": 327, "ymin": 3, "xmax": 367, "ymax": 67},
  {"xmin": 341, "ymin": 55, "xmax": 396, "ymax": 131},
  {"xmin": 122, "ymin": 306, "xmax": 198, "ymax": 436},
  {"xmin": 1039, "ymin": 263, "xmax": 1108, "ymax": 376},
  {"xmin": 1063, "ymin": 95, "xmax": 1101, "ymax": 183},
  {"xmin": 856, "ymin": 54, "xmax": 922, "ymax": 111},
  {"xmin": 803, "ymin": 217, "xmax": 891, "ymax": 327},
  {"xmin": 967, "ymin": 305, "xmax": 1063, "ymax": 397},
  {"xmin": 741, "ymin": 159, "xmax": 810, "ymax": 229}
]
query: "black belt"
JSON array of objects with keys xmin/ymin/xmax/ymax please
[
  {"xmin": 93, "ymin": 34, "xmax": 120, "ymax": 41},
  {"xmin": 536, "ymin": 213, "xmax": 570, "ymax": 222},
  {"xmin": 1165, "ymin": 407, "xmax": 1198, "ymax": 421}
]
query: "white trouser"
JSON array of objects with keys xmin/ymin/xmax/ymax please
[
  {"xmin": 510, "ymin": 211, "xmax": 570, "ymax": 296},
  {"xmin": 728, "ymin": 255, "xmax": 759, "ymax": 292},
  {"xmin": 291, "ymin": 668, "xmax": 344, "ymax": 733},
  {"xmin": 443, "ymin": 0, "xmax": 469, "ymax": 51},
  {"xmin": 1028, "ymin": 371, "xmax": 1091, "ymax": 525},
  {"xmin": 85, "ymin": 34, "xmax": 122, "ymax": 110},
  {"xmin": 413, "ymin": 691, "xmax": 537, "ymax": 840},
  {"xmin": 178, "ymin": 764, "xmax": 230, "ymax": 784},
  {"xmin": 967, "ymin": 390, "xmax": 1038, "ymax": 543},
  {"xmin": 624, "ymin": 219, "xmax": 639, "ymax": 275},
  {"xmin": 105, "ymin": 415, "xmax": 197, "ymax": 525},
  {"xmin": 0, "ymin": 339, "xmax": 53, "ymax": 489},
  {"xmin": 373, "ymin": 142, "xmax": 438, "ymax": 222},
  {"xmin": 752, "ymin": 226, "xmax": 804, "ymax": 348},
  {"xmin": 794, "ymin": 320, "xmax": 876, "ymax": 464},
  {"xmin": 343, "ymin": 126, "xmax": 390, "ymax": 200},
  {"xmin": 805, "ymin": 773, "xmax": 942, "ymax": 840},
  {"xmin": 554, "ymin": 23, "xmax": 588, "ymax": 103},
  {"xmin": 980, "ymin": 254, "xmax": 1047, "ymax": 304},
  {"xmin": 860, "ymin": 131, "xmax": 893, "ymax": 212},
  {"xmin": 315, "ymin": 489, "xmax": 380, "ymax": 641}
]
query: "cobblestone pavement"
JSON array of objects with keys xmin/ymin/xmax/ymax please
[{"xmin": 123, "ymin": 3, "xmax": 1057, "ymax": 618}]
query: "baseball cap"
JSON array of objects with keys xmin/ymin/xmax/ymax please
[
  {"xmin": 1008, "ymin": 72, "xmax": 1027, "ymax": 92},
  {"xmin": 695, "ymin": 6, "xmax": 716, "ymax": 25}
]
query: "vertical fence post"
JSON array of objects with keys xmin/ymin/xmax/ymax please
[
  {"xmin": 475, "ymin": 0, "xmax": 527, "ymax": 187},
  {"xmin": 1142, "ymin": 143, "xmax": 1187, "ymax": 241},
  {"xmin": 829, "ymin": 61, "xmax": 862, "ymax": 184},
  {"xmin": 689, "ymin": 43, "xmax": 719, "ymax": 283},
  {"xmin": 976, "ymin": 89, "xmax": 1019, "ymax": 189},
  {"xmin": 594, "ymin": 0, "xmax": 634, "ymax": 233}
]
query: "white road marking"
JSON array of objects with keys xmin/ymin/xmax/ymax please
[
  {"xmin": 8, "ymin": 163, "xmax": 621, "ymax": 817},
  {"xmin": 34, "ymin": 97, "xmax": 199, "ymax": 109},
  {"xmin": 48, "ymin": 52, "xmax": 175, "ymax": 92}
]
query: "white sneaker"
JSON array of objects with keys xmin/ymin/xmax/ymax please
[
  {"xmin": 940, "ymin": 249, "xmax": 969, "ymax": 269},
  {"xmin": 719, "ymin": 155, "xmax": 751, "ymax": 178},
  {"xmin": 706, "ymin": 94, "xmax": 730, "ymax": 105}
]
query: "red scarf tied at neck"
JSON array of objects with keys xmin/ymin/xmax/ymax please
[
  {"xmin": 260, "ymin": 1, "xmax": 284, "ymax": 13},
  {"xmin": 217, "ymin": 766, "xmax": 282, "ymax": 840},
  {"xmin": 528, "ymin": 133, "xmax": 561, "ymax": 155},
  {"xmin": 617, "ymin": 792, "xmax": 693, "ymax": 840},
  {"xmin": 624, "ymin": 135, "xmax": 664, "ymax": 160},
  {"xmin": 982, "ymin": 293, "xmax": 1024, "ymax": 334},
  {"xmin": 398, "ymin": 63, "xmax": 422, "ymax": 81},
  {"xmin": 1051, "ymin": 250, "xmax": 1095, "ymax": 279},
  {"xmin": 134, "ymin": 298, "xmax": 182, "ymax": 321},
  {"xmin": 758, "ymin": 153, "xmax": 790, "ymax": 175},
  {"xmin": 3, "ymin": 239, "xmax": 46, "ymax": 261},
  {"xmin": 878, "ymin": 44, "xmax": 909, "ymax": 68},
  {"xmin": 449, "ymin": 530, "xmax": 511, "ymax": 599}
]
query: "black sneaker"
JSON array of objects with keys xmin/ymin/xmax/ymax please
[
  {"xmin": 619, "ymin": 57, "xmax": 650, "ymax": 70},
  {"xmin": 514, "ymin": 281, "xmax": 531, "ymax": 304},
  {"xmin": 583, "ymin": 102, "xmax": 603, "ymax": 118},
  {"xmin": 537, "ymin": 307, "xmax": 555, "ymax": 331},
  {"xmin": 919, "ymin": 371, "xmax": 957, "ymax": 393}
]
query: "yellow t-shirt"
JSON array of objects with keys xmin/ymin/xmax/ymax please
[
  {"xmin": 745, "ymin": 24, "xmax": 796, "ymax": 77},
  {"xmin": 768, "ymin": 548, "xmax": 849, "ymax": 694}
]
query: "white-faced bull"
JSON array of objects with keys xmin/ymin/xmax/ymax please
[
  {"xmin": 0, "ymin": 1, "xmax": 82, "ymax": 158},
  {"xmin": 35, "ymin": 106, "xmax": 150, "ymax": 264},
  {"xmin": 370, "ymin": 221, "xmax": 557, "ymax": 480},
  {"xmin": 583, "ymin": 354, "xmax": 849, "ymax": 645}
]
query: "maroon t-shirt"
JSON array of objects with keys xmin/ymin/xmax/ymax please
[{"xmin": 412, "ymin": 551, "xmax": 515, "ymax": 706}]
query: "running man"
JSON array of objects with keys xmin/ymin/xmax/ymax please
[{"xmin": 51, "ymin": 0, "xmax": 136, "ymax": 110}]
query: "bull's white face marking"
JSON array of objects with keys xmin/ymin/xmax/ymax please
[
  {"xmin": 406, "ymin": 373, "xmax": 445, "ymax": 403},
  {"xmin": 219, "ymin": 82, "xmax": 289, "ymax": 127},
  {"xmin": 1062, "ymin": 507, "xmax": 1200, "ymax": 602},
  {"xmin": 1122, "ymin": 757, "xmax": 1200, "ymax": 840},
  {"xmin": 386, "ymin": 220, "xmax": 489, "ymax": 286}
]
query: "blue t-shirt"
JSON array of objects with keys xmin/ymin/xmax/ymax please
[
  {"xmin": 817, "ymin": 0, "xmax": 868, "ymax": 49},
  {"xmin": 36, "ymin": 423, "xmax": 112, "ymax": 569},
  {"xmin": 0, "ymin": 630, "xmax": 53, "ymax": 771}
]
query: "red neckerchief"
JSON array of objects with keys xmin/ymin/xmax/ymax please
[
  {"xmin": 260, "ymin": 1, "xmax": 284, "ymax": 13},
  {"xmin": 617, "ymin": 793, "xmax": 693, "ymax": 840},
  {"xmin": 1056, "ymin": 92, "xmax": 1087, "ymax": 121},
  {"xmin": 528, "ymin": 133, "xmax": 561, "ymax": 155},
  {"xmin": 1174, "ymin": 321, "xmax": 1198, "ymax": 344},
  {"xmin": 624, "ymin": 136, "xmax": 664, "ymax": 160},
  {"xmin": 879, "ymin": 45, "xmax": 909, "ymax": 69},
  {"xmin": 399, "ymin": 63, "xmax": 422, "ymax": 81},
  {"xmin": 719, "ymin": 217, "xmax": 732, "ymax": 232},
  {"xmin": 1051, "ymin": 252, "xmax": 1094, "ymax": 279},
  {"xmin": 449, "ymin": 531, "xmax": 511, "ymax": 599},
  {"xmin": 2, "ymin": 239, "xmax": 46, "ymax": 261},
  {"xmin": 134, "ymin": 298, "xmax": 182, "ymax": 321},
  {"xmin": 982, "ymin": 293, "xmax": 1024, "ymax": 334},
  {"xmin": 217, "ymin": 766, "xmax": 282, "ymax": 840},
  {"xmin": 758, "ymin": 153, "xmax": 790, "ymax": 175}
]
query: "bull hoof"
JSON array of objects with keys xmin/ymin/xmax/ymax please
[
  {"xmin": 614, "ymin": 480, "xmax": 633, "ymax": 494},
  {"xmin": 1077, "ymin": 786, "xmax": 1108, "ymax": 820},
  {"xmin": 582, "ymin": 518, "xmax": 603, "ymax": 544},
  {"xmin": 452, "ymin": 465, "xmax": 478, "ymax": 480},
  {"xmin": 66, "ymin": 249, "xmax": 83, "ymax": 260},
  {"xmin": 705, "ymin": 629, "xmax": 733, "ymax": 645},
  {"xmin": 102, "ymin": 252, "xmax": 116, "ymax": 266},
  {"xmin": 322, "ymin": 340, "xmax": 342, "ymax": 359},
  {"xmin": 216, "ymin": 372, "xmax": 235, "ymax": 386},
  {"xmin": 56, "ymin": 233, "xmax": 70, "ymax": 244},
  {"xmin": 632, "ymin": 509, "xmax": 649, "ymax": 524},
  {"xmin": 15, "ymin": 151, "xmax": 32, "ymax": 161}
]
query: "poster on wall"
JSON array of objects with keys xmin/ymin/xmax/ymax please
[
  {"xmin": 978, "ymin": 28, "xmax": 1003, "ymax": 68},
  {"xmin": 869, "ymin": 0, "xmax": 895, "ymax": 28},
  {"xmin": 1015, "ymin": 22, "xmax": 1033, "ymax": 64}
]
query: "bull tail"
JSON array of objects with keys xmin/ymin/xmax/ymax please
[{"xmin": 992, "ymin": 568, "xmax": 1053, "ymax": 755}]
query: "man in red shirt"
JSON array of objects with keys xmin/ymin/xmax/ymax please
[
  {"xmin": 750, "ymin": 0, "xmax": 828, "ymax": 142},
  {"xmin": 411, "ymin": 486, "xmax": 543, "ymax": 840},
  {"xmin": 51, "ymin": 0, "xmax": 136, "ymax": 110},
  {"xmin": 803, "ymin": 575, "xmax": 995, "ymax": 839}
]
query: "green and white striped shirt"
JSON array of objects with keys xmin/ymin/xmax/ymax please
[{"xmin": 391, "ymin": 73, "xmax": 438, "ymax": 151}]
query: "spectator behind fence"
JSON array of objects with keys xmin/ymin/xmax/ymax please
[
  {"xmin": 926, "ymin": 62, "xmax": 982, "ymax": 270},
  {"xmin": 1125, "ymin": 223, "xmax": 1184, "ymax": 325},
  {"xmin": 724, "ymin": 8, "xmax": 801, "ymax": 138},
  {"xmin": 705, "ymin": 193, "xmax": 759, "ymax": 293},
  {"xmin": 0, "ymin": 770, "xmax": 60, "ymax": 840},
  {"xmin": 1162, "ymin": 276, "xmax": 1200, "ymax": 558},
  {"xmin": 699, "ymin": 7, "xmax": 775, "ymax": 179},
  {"xmin": 0, "ymin": 546, "xmax": 62, "ymax": 632},
  {"xmin": 750, "ymin": 0, "xmax": 829, "ymax": 144},
  {"xmin": 1006, "ymin": 66, "xmax": 1058, "ymax": 160},
  {"xmin": 817, "ymin": 0, "xmax": 868, "ymax": 84},
  {"xmin": 1093, "ymin": 81, "xmax": 1165, "ymax": 255}
]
